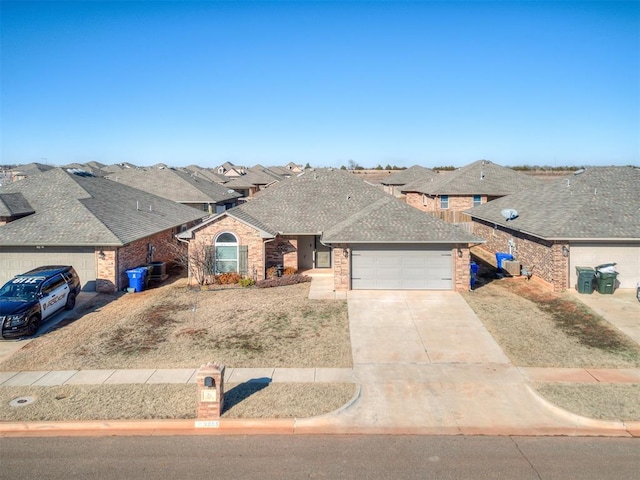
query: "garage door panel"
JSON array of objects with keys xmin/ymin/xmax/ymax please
[
  {"xmin": 570, "ymin": 244, "xmax": 640, "ymax": 289},
  {"xmin": 0, "ymin": 247, "xmax": 96, "ymax": 291},
  {"xmin": 351, "ymin": 244, "xmax": 453, "ymax": 290}
]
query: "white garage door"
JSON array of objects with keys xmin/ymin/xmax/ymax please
[
  {"xmin": 0, "ymin": 247, "xmax": 96, "ymax": 291},
  {"xmin": 570, "ymin": 243, "xmax": 640, "ymax": 289},
  {"xmin": 351, "ymin": 244, "xmax": 453, "ymax": 290}
]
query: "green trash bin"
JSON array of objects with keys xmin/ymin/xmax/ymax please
[
  {"xmin": 575, "ymin": 267, "xmax": 595, "ymax": 294},
  {"xmin": 595, "ymin": 263, "xmax": 617, "ymax": 294}
]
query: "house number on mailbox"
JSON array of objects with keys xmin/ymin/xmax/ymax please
[{"xmin": 201, "ymin": 390, "xmax": 217, "ymax": 402}]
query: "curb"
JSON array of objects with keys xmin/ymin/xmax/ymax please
[
  {"xmin": 3, "ymin": 383, "xmax": 638, "ymax": 438},
  {"xmin": 524, "ymin": 384, "xmax": 636, "ymax": 437}
]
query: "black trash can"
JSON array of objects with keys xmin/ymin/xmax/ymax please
[{"xmin": 276, "ymin": 265, "xmax": 284, "ymax": 277}]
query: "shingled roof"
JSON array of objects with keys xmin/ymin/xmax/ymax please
[
  {"xmin": 380, "ymin": 165, "xmax": 437, "ymax": 186},
  {"xmin": 105, "ymin": 166, "xmax": 241, "ymax": 204},
  {"xmin": 0, "ymin": 192, "xmax": 34, "ymax": 217},
  {"xmin": 402, "ymin": 160, "xmax": 542, "ymax": 195},
  {"xmin": 466, "ymin": 166, "xmax": 640, "ymax": 240},
  {"xmin": 184, "ymin": 168, "xmax": 483, "ymax": 244},
  {"xmin": 0, "ymin": 168, "xmax": 205, "ymax": 246}
]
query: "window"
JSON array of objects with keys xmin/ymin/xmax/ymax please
[
  {"xmin": 41, "ymin": 275, "xmax": 65, "ymax": 295},
  {"xmin": 214, "ymin": 232, "xmax": 238, "ymax": 273},
  {"xmin": 440, "ymin": 195, "xmax": 449, "ymax": 209},
  {"xmin": 473, "ymin": 195, "xmax": 482, "ymax": 207}
]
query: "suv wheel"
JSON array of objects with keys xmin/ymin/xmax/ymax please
[
  {"xmin": 65, "ymin": 292, "xmax": 76, "ymax": 310},
  {"xmin": 27, "ymin": 315, "xmax": 40, "ymax": 336}
]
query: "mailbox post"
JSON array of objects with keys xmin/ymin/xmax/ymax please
[{"xmin": 196, "ymin": 362, "xmax": 225, "ymax": 419}]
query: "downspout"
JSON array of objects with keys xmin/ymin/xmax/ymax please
[{"xmin": 176, "ymin": 236, "xmax": 192, "ymax": 285}]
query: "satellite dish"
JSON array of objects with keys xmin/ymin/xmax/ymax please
[{"xmin": 501, "ymin": 208, "xmax": 519, "ymax": 221}]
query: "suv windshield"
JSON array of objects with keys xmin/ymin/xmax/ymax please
[{"xmin": 0, "ymin": 277, "xmax": 43, "ymax": 301}]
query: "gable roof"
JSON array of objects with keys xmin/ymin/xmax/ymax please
[
  {"xmin": 466, "ymin": 166, "xmax": 640, "ymax": 240},
  {"xmin": 222, "ymin": 169, "xmax": 281, "ymax": 189},
  {"xmin": 402, "ymin": 160, "xmax": 542, "ymax": 196},
  {"xmin": 105, "ymin": 167, "xmax": 241, "ymax": 204},
  {"xmin": 323, "ymin": 195, "xmax": 484, "ymax": 243},
  {"xmin": 380, "ymin": 165, "xmax": 437, "ymax": 186},
  {"xmin": 183, "ymin": 165, "xmax": 228, "ymax": 183},
  {"xmin": 183, "ymin": 168, "xmax": 483, "ymax": 244},
  {"xmin": 0, "ymin": 168, "xmax": 205, "ymax": 246}
]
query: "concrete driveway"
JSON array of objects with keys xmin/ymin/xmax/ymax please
[
  {"xmin": 0, "ymin": 292, "xmax": 97, "ymax": 364},
  {"xmin": 569, "ymin": 288, "xmax": 640, "ymax": 347},
  {"xmin": 298, "ymin": 290, "xmax": 628, "ymax": 435}
]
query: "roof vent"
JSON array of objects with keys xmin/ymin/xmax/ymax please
[
  {"xmin": 501, "ymin": 208, "xmax": 519, "ymax": 221},
  {"xmin": 573, "ymin": 169, "xmax": 585, "ymax": 175}
]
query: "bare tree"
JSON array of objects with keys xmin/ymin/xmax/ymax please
[{"xmin": 158, "ymin": 238, "xmax": 213, "ymax": 286}]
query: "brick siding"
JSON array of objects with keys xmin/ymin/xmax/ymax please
[
  {"xmin": 405, "ymin": 193, "xmax": 485, "ymax": 213},
  {"xmin": 189, "ymin": 216, "xmax": 266, "ymax": 284},
  {"xmin": 472, "ymin": 219, "xmax": 570, "ymax": 292},
  {"xmin": 95, "ymin": 228, "xmax": 193, "ymax": 293},
  {"xmin": 332, "ymin": 243, "xmax": 350, "ymax": 291},
  {"xmin": 454, "ymin": 246, "xmax": 471, "ymax": 292},
  {"xmin": 265, "ymin": 235, "xmax": 299, "ymax": 270}
]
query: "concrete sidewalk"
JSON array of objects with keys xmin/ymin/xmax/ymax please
[{"xmin": 0, "ymin": 367, "xmax": 354, "ymax": 387}]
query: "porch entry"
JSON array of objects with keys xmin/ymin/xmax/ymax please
[{"xmin": 298, "ymin": 235, "xmax": 332, "ymax": 270}]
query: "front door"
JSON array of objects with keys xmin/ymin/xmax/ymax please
[{"xmin": 315, "ymin": 236, "xmax": 331, "ymax": 268}]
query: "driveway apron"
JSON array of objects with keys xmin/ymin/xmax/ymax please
[{"xmin": 298, "ymin": 290, "xmax": 624, "ymax": 434}]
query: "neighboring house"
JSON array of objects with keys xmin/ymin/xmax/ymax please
[
  {"xmin": 105, "ymin": 166, "xmax": 242, "ymax": 214},
  {"xmin": 380, "ymin": 165, "xmax": 437, "ymax": 197},
  {"xmin": 0, "ymin": 168, "xmax": 205, "ymax": 292},
  {"xmin": 402, "ymin": 160, "xmax": 542, "ymax": 221},
  {"xmin": 1, "ymin": 162, "xmax": 55, "ymax": 183},
  {"xmin": 179, "ymin": 169, "xmax": 484, "ymax": 292},
  {"xmin": 183, "ymin": 165, "xmax": 228, "ymax": 184},
  {"xmin": 216, "ymin": 162, "xmax": 246, "ymax": 177},
  {"xmin": 222, "ymin": 169, "xmax": 281, "ymax": 200},
  {"xmin": 466, "ymin": 166, "xmax": 640, "ymax": 291},
  {"xmin": 101, "ymin": 162, "xmax": 138, "ymax": 174}
]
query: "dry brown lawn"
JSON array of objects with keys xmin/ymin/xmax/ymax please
[
  {"xmin": 534, "ymin": 383, "xmax": 640, "ymax": 421},
  {"xmin": 0, "ymin": 383, "xmax": 355, "ymax": 422},
  {"xmin": 0, "ymin": 277, "xmax": 351, "ymax": 371},
  {"xmin": 461, "ymin": 278, "xmax": 640, "ymax": 368},
  {"xmin": 0, "ymin": 276, "xmax": 354, "ymax": 421},
  {"xmin": 462, "ymin": 276, "xmax": 640, "ymax": 421}
]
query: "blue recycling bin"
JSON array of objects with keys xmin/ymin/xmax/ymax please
[
  {"xmin": 470, "ymin": 261, "xmax": 479, "ymax": 289},
  {"xmin": 126, "ymin": 268, "xmax": 147, "ymax": 292},
  {"xmin": 495, "ymin": 252, "xmax": 514, "ymax": 270}
]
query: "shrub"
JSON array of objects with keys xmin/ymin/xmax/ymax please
[
  {"xmin": 284, "ymin": 266, "xmax": 297, "ymax": 275},
  {"xmin": 265, "ymin": 266, "xmax": 278, "ymax": 279},
  {"xmin": 214, "ymin": 272, "xmax": 242, "ymax": 285},
  {"xmin": 238, "ymin": 277, "xmax": 255, "ymax": 288},
  {"xmin": 256, "ymin": 274, "xmax": 312, "ymax": 288}
]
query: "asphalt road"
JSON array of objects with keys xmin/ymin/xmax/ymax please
[{"xmin": 1, "ymin": 435, "xmax": 638, "ymax": 479}]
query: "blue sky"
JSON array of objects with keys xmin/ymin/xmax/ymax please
[{"xmin": 1, "ymin": 0, "xmax": 638, "ymax": 169}]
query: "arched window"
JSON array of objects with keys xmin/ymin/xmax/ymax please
[{"xmin": 214, "ymin": 232, "xmax": 238, "ymax": 273}]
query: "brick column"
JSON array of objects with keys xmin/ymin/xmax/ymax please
[{"xmin": 196, "ymin": 362, "xmax": 225, "ymax": 419}]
